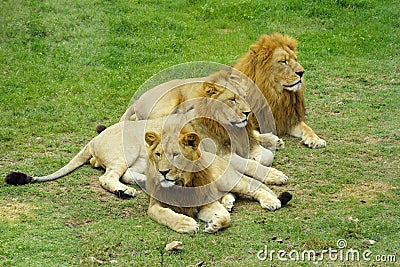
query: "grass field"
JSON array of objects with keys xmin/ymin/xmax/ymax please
[{"xmin": 1, "ymin": 0, "xmax": 399, "ymax": 266}]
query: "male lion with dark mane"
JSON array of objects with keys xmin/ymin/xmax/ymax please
[{"xmin": 234, "ymin": 33, "xmax": 326, "ymax": 148}]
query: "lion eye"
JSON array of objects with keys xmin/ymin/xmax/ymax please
[
  {"xmin": 172, "ymin": 152, "xmax": 179, "ymax": 158},
  {"xmin": 279, "ymin": 60, "xmax": 287, "ymax": 64},
  {"xmin": 229, "ymin": 98, "xmax": 237, "ymax": 103},
  {"xmin": 155, "ymin": 152, "xmax": 161, "ymax": 158}
]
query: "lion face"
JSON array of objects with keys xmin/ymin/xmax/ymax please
[
  {"xmin": 203, "ymin": 82, "xmax": 251, "ymax": 128},
  {"xmin": 245, "ymin": 33, "xmax": 305, "ymax": 93},
  {"xmin": 270, "ymin": 47, "xmax": 305, "ymax": 92},
  {"xmin": 145, "ymin": 131, "xmax": 201, "ymax": 188}
]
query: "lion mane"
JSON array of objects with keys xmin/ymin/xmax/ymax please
[{"xmin": 234, "ymin": 33, "xmax": 305, "ymax": 136}]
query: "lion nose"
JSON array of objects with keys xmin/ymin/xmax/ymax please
[
  {"xmin": 296, "ymin": 70, "xmax": 304, "ymax": 78},
  {"xmin": 159, "ymin": 169, "xmax": 170, "ymax": 177},
  {"xmin": 242, "ymin": 111, "xmax": 251, "ymax": 118}
]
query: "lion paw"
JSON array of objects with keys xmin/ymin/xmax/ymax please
[
  {"xmin": 175, "ymin": 217, "xmax": 199, "ymax": 234},
  {"xmin": 260, "ymin": 196, "xmax": 282, "ymax": 211},
  {"xmin": 275, "ymin": 138, "xmax": 285, "ymax": 150},
  {"xmin": 204, "ymin": 214, "xmax": 230, "ymax": 234},
  {"xmin": 114, "ymin": 188, "xmax": 136, "ymax": 199},
  {"xmin": 204, "ymin": 218, "xmax": 222, "ymax": 234},
  {"xmin": 221, "ymin": 194, "xmax": 236, "ymax": 212},
  {"xmin": 264, "ymin": 168, "xmax": 288, "ymax": 185},
  {"xmin": 302, "ymin": 136, "xmax": 326, "ymax": 149}
]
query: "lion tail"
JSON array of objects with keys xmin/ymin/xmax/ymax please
[
  {"xmin": 278, "ymin": 191, "xmax": 293, "ymax": 206},
  {"xmin": 5, "ymin": 144, "xmax": 92, "ymax": 186}
]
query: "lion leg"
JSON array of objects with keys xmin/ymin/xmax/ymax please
[
  {"xmin": 231, "ymin": 175, "xmax": 281, "ymax": 211},
  {"xmin": 147, "ymin": 201, "xmax": 199, "ymax": 234},
  {"xmin": 89, "ymin": 157, "xmax": 102, "ymax": 168},
  {"xmin": 120, "ymin": 170, "xmax": 146, "ymax": 188},
  {"xmin": 290, "ymin": 121, "xmax": 326, "ymax": 149},
  {"xmin": 250, "ymin": 145, "xmax": 275, "ymax": 167},
  {"xmin": 99, "ymin": 168, "xmax": 136, "ymax": 199},
  {"xmin": 120, "ymin": 103, "xmax": 136, "ymax": 121},
  {"xmin": 252, "ymin": 130, "xmax": 285, "ymax": 150},
  {"xmin": 230, "ymin": 154, "xmax": 288, "ymax": 185},
  {"xmin": 198, "ymin": 201, "xmax": 231, "ymax": 233},
  {"xmin": 220, "ymin": 193, "xmax": 236, "ymax": 212}
]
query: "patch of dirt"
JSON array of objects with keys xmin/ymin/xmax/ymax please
[
  {"xmin": 0, "ymin": 200, "xmax": 38, "ymax": 223},
  {"xmin": 335, "ymin": 180, "xmax": 396, "ymax": 202},
  {"xmin": 64, "ymin": 219, "xmax": 95, "ymax": 227}
]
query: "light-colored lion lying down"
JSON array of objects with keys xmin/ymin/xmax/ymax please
[
  {"xmin": 121, "ymin": 68, "xmax": 286, "ymax": 174},
  {"xmin": 144, "ymin": 126, "xmax": 291, "ymax": 234},
  {"xmin": 122, "ymin": 67, "xmax": 284, "ymax": 157}
]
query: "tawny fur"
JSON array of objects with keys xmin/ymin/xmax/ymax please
[
  {"xmin": 234, "ymin": 33, "xmax": 305, "ymax": 135},
  {"xmin": 144, "ymin": 129, "xmax": 291, "ymax": 234}
]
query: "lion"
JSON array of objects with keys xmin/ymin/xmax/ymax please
[
  {"xmin": 5, "ymin": 111, "xmax": 292, "ymax": 234},
  {"xmin": 120, "ymin": 67, "xmax": 284, "ymax": 152},
  {"xmin": 144, "ymin": 128, "xmax": 292, "ymax": 234},
  {"xmin": 4, "ymin": 115, "xmax": 186, "ymax": 199},
  {"xmin": 234, "ymin": 33, "xmax": 326, "ymax": 148}
]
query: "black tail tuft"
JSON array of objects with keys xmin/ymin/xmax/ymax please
[
  {"xmin": 5, "ymin": 172, "xmax": 33, "ymax": 186},
  {"xmin": 96, "ymin": 124, "xmax": 107, "ymax": 134},
  {"xmin": 278, "ymin": 191, "xmax": 292, "ymax": 206}
]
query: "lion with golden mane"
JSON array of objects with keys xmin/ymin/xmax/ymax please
[
  {"xmin": 144, "ymin": 125, "xmax": 291, "ymax": 234},
  {"xmin": 234, "ymin": 33, "xmax": 326, "ymax": 148}
]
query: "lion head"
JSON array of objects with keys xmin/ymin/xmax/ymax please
[
  {"xmin": 144, "ymin": 128, "xmax": 222, "ymax": 210},
  {"xmin": 234, "ymin": 33, "xmax": 306, "ymax": 135},
  {"xmin": 176, "ymin": 80, "xmax": 255, "ymax": 157},
  {"xmin": 145, "ymin": 130, "xmax": 204, "ymax": 188},
  {"xmin": 198, "ymin": 81, "xmax": 251, "ymax": 129}
]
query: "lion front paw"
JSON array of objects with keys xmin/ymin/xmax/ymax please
[
  {"xmin": 89, "ymin": 157, "xmax": 102, "ymax": 168},
  {"xmin": 204, "ymin": 212, "xmax": 230, "ymax": 234},
  {"xmin": 264, "ymin": 168, "xmax": 288, "ymax": 185},
  {"xmin": 221, "ymin": 193, "xmax": 236, "ymax": 212},
  {"xmin": 275, "ymin": 138, "xmax": 285, "ymax": 150},
  {"xmin": 260, "ymin": 195, "xmax": 282, "ymax": 211},
  {"xmin": 204, "ymin": 216, "xmax": 228, "ymax": 234},
  {"xmin": 174, "ymin": 217, "xmax": 199, "ymax": 234},
  {"xmin": 114, "ymin": 188, "xmax": 136, "ymax": 199},
  {"xmin": 302, "ymin": 135, "xmax": 326, "ymax": 149}
]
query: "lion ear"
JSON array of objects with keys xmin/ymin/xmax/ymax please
[
  {"xmin": 180, "ymin": 132, "xmax": 200, "ymax": 148},
  {"xmin": 203, "ymin": 82, "xmax": 223, "ymax": 96},
  {"xmin": 145, "ymin": 132, "xmax": 160, "ymax": 147},
  {"xmin": 250, "ymin": 34, "xmax": 268, "ymax": 55}
]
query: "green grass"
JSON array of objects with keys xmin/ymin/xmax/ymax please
[{"xmin": 1, "ymin": 0, "xmax": 399, "ymax": 266}]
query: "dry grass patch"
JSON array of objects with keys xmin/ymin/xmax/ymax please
[
  {"xmin": 336, "ymin": 180, "xmax": 397, "ymax": 203},
  {"xmin": 0, "ymin": 200, "xmax": 38, "ymax": 223}
]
